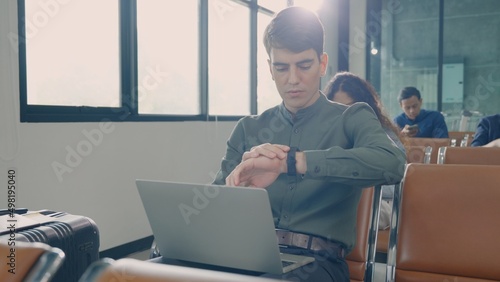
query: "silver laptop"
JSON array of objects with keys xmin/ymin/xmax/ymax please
[{"xmin": 136, "ymin": 179, "xmax": 315, "ymax": 275}]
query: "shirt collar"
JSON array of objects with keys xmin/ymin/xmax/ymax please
[{"xmin": 278, "ymin": 92, "xmax": 327, "ymax": 124}]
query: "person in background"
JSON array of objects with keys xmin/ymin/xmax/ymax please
[
  {"xmin": 212, "ymin": 7, "xmax": 406, "ymax": 281},
  {"xmin": 471, "ymin": 113, "xmax": 500, "ymax": 147},
  {"xmin": 394, "ymin": 86, "xmax": 449, "ymax": 138},
  {"xmin": 324, "ymin": 71, "xmax": 405, "ymax": 230}
]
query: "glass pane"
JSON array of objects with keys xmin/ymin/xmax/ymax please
[
  {"xmin": 257, "ymin": 0, "xmax": 287, "ymax": 12},
  {"xmin": 257, "ymin": 12, "xmax": 282, "ymax": 114},
  {"xmin": 443, "ymin": 0, "xmax": 500, "ymax": 131},
  {"xmin": 376, "ymin": 0, "xmax": 439, "ymax": 121},
  {"xmin": 208, "ymin": 0, "xmax": 250, "ymax": 115},
  {"xmin": 137, "ymin": 0, "xmax": 199, "ymax": 114},
  {"xmin": 25, "ymin": 0, "xmax": 119, "ymax": 107},
  {"xmin": 292, "ymin": 0, "xmax": 324, "ymax": 12}
]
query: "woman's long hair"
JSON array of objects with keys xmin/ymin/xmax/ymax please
[{"xmin": 324, "ymin": 71, "xmax": 402, "ymax": 139}]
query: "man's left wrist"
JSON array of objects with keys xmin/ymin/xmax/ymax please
[{"xmin": 287, "ymin": 147, "xmax": 299, "ymax": 176}]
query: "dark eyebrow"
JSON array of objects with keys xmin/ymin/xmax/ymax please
[
  {"xmin": 296, "ymin": 59, "xmax": 314, "ymax": 65},
  {"xmin": 272, "ymin": 58, "xmax": 315, "ymax": 67},
  {"xmin": 272, "ymin": 62, "xmax": 289, "ymax": 67}
]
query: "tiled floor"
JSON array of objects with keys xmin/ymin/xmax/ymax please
[{"xmin": 126, "ymin": 249, "xmax": 151, "ymax": 260}]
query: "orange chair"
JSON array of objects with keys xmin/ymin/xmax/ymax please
[
  {"xmin": 78, "ymin": 258, "xmax": 284, "ymax": 282},
  {"xmin": 346, "ymin": 186, "xmax": 378, "ymax": 282},
  {"xmin": 0, "ymin": 241, "xmax": 64, "ymax": 282},
  {"xmin": 437, "ymin": 146, "xmax": 500, "ymax": 165},
  {"xmin": 386, "ymin": 164, "xmax": 500, "ymax": 281},
  {"xmin": 405, "ymin": 145, "xmax": 431, "ymax": 163},
  {"xmin": 376, "ymin": 146, "xmax": 430, "ymax": 262},
  {"xmin": 407, "ymin": 138, "xmax": 451, "ymax": 163}
]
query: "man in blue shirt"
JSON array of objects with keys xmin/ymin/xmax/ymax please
[
  {"xmin": 393, "ymin": 86, "xmax": 449, "ymax": 138},
  {"xmin": 471, "ymin": 114, "xmax": 500, "ymax": 147}
]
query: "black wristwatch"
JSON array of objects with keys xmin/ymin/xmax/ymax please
[{"xmin": 287, "ymin": 147, "xmax": 300, "ymax": 176}]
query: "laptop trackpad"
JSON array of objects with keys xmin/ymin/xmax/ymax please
[{"xmin": 280, "ymin": 253, "xmax": 315, "ymax": 273}]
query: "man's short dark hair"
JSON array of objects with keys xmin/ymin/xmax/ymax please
[
  {"xmin": 263, "ymin": 6, "xmax": 324, "ymax": 59},
  {"xmin": 398, "ymin": 86, "xmax": 421, "ymax": 103}
]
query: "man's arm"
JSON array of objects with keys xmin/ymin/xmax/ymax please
[
  {"xmin": 471, "ymin": 118, "xmax": 490, "ymax": 147},
  {"xmin": 227, "ymin": 103, "xmax": 406, "ymax": 188},
  {"xmin": 483, "ymin": 138, "xmax": 500, "ymax": 147},
  {"xmin": 212, "ymin": 120, "xmax": 247, "ymax": 185},
  {"xmin": 432, "ymin": 112, "xmax": 449, "ymax": 138}
]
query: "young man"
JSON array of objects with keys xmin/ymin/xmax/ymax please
[
  {"xmin": 394, "ymin": 86, "xmax": 449, "ymax": 138},
  {"xmin": 212, "ymin": 7, "xmax": 406, "ymax": 281}
]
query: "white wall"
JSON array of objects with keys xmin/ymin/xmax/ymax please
[{"xmin": 0, "ymin": 1, "xmax": 236, "ymax": 251}]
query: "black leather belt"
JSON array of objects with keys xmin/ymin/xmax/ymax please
[{"xmin": 276, "ymin": 229, "xmax": 346, "ymax": 258}]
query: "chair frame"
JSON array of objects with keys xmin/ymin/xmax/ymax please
[
  {"xmin": 438, "ymin": 146, "xmax": 500, "ymax": 165},
  {"xmin": 365, "ymin": 185, "xmax": 382, "ymax": 282},
  {"xmin": 0, "ymin": 241, "xmax": 65, "ymax": 282},
  {"xmin": 79, "ymin": 258, "xmax": 285, "ymax": 282},
  {"xmin": 346, "ymin": 185, "xmax": 382, "ymax": 282}
]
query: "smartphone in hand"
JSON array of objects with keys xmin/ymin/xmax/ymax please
[{"xmin": 407, "ymin": 124, "xmax": 419, "ymax": 131}]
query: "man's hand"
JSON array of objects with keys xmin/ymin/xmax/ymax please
[
  {"xmin": 242, "ymin": 143, "xmax": 290, "ymax": 161},
  {"xmin": 401, "ymin": 124, "xmax": 418, "ymax": 137},
  {"xmin": 484, "ymin": 138, "xmax": 500, "ymax": 147},
  {"xmin": 226, "ymin": 155, "xmax": 285, "ymax": 188}
]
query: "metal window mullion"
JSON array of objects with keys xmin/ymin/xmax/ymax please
[
  {"xmin": 250, "ymin": 0, "xmax": 258, "ymax": 115},
  {"xmin": 200, "ymin": 0, "xmax": 209, "ymax": 118},
  {"xmin": 18, "ymin": 0, "xmax": 28, "ymax": 121},
  {"xmin": 437, "ymin": 0, "xmax": 444, "ymax": 112},
  {"xmin": 120, "ymin": 0, "xmax": 138, "ymax": 117}
]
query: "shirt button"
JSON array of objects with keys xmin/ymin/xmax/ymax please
[
  {"xmin": 294, "ymin": 128, "xmax": 299, "ymax": 134},
  {"xmin": 352, "ymin": 172, "xmax": 359, "ymax": 176},
  {"xmin": 284, "ymin": 215, "xmax": 288, "ymax": 219},
  {"xmin": 289, "ymin": 185, "xmax": 294, "ymax": 190},
  {"xmin": 314, "ymin": 166, "xmax": 321, "ymax": 173}
]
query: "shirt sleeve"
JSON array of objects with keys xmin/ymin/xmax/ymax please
[
  {"xmin": 212, "ymin": 119, "xmax": 246, "ymax": 185},
  {"xmin": 471, "ymin": 118, "xmax": 489, "ymax": 146},
  {"xmin": 303, "ymin": 103, "xmax": 407, "ymax": 187},
  {"xmin": 431, "ymin": 112, "xmax": 449, "ymax": 138}
]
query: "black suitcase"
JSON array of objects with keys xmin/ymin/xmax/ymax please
[{"xmin": 0, "ymin": 209, "xmax": 99, "ymax": 282}]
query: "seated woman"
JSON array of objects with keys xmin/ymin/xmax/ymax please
[{"xmin": 324, "ymin": 71, "xmax": 406, "ymax": 229}]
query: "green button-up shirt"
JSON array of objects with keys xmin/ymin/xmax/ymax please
[{"xmin": 213, "ymin": 94, "xmax": 406, "ymax": 252}]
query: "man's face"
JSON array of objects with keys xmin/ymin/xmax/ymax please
[
  {"xmin": 400, "ymin": 95, "xmax": 422, "ymax": 121},
  {"xmin": 268, "ymin": 48, "xmax": 327, "ymax": 114}
]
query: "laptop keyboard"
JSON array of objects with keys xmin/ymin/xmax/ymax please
[{"xmin": 281, "ymin": 260, "xmax": 295, "ymax": 268}]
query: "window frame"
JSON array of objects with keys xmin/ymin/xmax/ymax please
[{"xmin": 18, "ymin": 0, "xmax": 273, "ymax": 122}]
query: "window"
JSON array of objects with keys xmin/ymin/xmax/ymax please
[
  {"xmin": 368, "ymin": 0, "xmax": 500, "ymax": 131},
  {"xmin": 208, "ymin": 0, "xmax": 250, "ymax": 115},
  {"xmin": 137, "ymin": 0, "xmax": 199, "ymax": 115},
  {"xmin": 19, "ymin": 0, "xmax": 297, "ymax": 122},
  {"xmin": 24, "ymin": 0, "xmax": 120, "ymax": 108}
]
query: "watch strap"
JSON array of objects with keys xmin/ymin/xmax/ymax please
[{"xmin": 287, "ymin": 147, "xmax": 300, "ymax": 176}]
